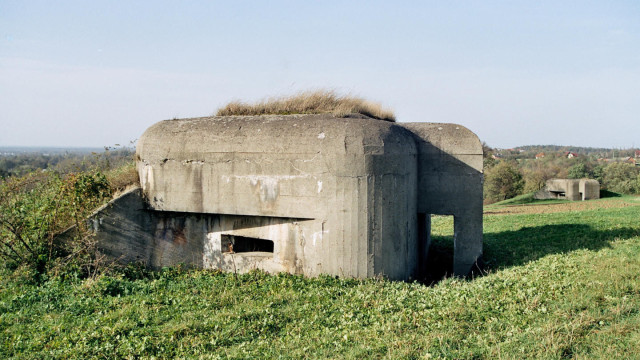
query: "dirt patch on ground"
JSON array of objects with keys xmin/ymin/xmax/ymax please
[{"xmin": 484, "ymin": 196, "xmax": 640, "ymax": 216}]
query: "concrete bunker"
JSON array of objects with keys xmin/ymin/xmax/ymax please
[
  {"xmin": 534, "ymin": 179, "xmax": 600, "ymax": 201},
  {"xmin": 90, "ymin": 114, "xmax": 484, "ymax": 279}
]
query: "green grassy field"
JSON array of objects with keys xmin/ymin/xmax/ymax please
[{"xmin": 1, "ymin": 196, "xmax": 639, "ymax": 359}]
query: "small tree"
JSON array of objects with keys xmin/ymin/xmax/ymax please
[
  {"xmin": 523, "ymin": 169, "xmax": 547, "ymax": 193},
  {"xmin": 592, "ymin": 164, "xmax": 606, "ymax": 184},
  {"xmin": 601, "ymin": 162, "xmax": 640, "ymax": 194},
  {"xmin": 567, "ymin": 162, "xmax": 590, "ymax": 179},
  {"xmin": 484, "ymin": 161, "xmax": 524, "ymax": 203}
]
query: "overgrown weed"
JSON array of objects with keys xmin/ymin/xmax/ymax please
[
  {"xmin": 216, "ymin": 90, "xmax": 396, "ymax": 121},
  {"xmin": 0, "ymin": 153, "xmax": 138, "ymax": 281}
]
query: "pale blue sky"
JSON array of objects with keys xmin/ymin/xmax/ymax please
[{"xmin": 1, "ymin": 1, "xmax": 639, "ymax": 148}]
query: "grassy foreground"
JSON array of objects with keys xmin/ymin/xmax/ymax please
[{"xmin": 1, "ymin": 196, "xmax": 640, "ymax": 359}]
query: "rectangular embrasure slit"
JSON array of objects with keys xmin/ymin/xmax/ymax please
[{"xmin": 221, "ymin": 235, "xmax": 274, "ymax": 254}]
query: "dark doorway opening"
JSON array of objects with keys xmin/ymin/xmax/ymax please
[{"xmin": 221, "ymin": 235, "xmax": 274, "ymax": 254}]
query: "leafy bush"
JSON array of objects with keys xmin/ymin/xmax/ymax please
[
  {"xmin": 567, "ymin": 162, "xmax": 592, "ymax": 179},
  {"xmin": 484, "ymin": 161, "xmax": 524, "ymax": 203},
  {"xmin": 0, "ymin": 173, "xmax": 62, "ymax": 273},
  {"xmin": 601, "ymin": 162, "xmax": 640, "ymax": 194},
  {"xmin": 0, "ymin": 170, "xmax": 112, "ymax": 278},
  {"xmin": 522, "ymin": 169, "xmax": 548, "ymax": 193}
]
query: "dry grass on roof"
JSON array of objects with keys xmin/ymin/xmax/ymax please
[{"xmin": 215, "ymin": 90, "xmax": 395, "ymax": 122}]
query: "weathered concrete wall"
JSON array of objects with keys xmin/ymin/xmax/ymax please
[
  {"xmin": 89, "ymin": 188, "xmax": 316, "ymax": 273},
  {"xmin": 136, "ymin": 115, "xmax": 420, "ymax": 280},
  {"xmin": 398, "ymin": 123, "xmax": 483, "ymax": 275},
  {"xmin": 89, "ymin": 185, "xmax": 417, "ymax": 279},
  {"xmin": 83, "ymin": 188, "xmax": 286, "ymax": 272},
  {"xmin": 535, "ymin": 179, "xmax": 600, "ymax": 201},
  {"xmin": 87, "ymin": 114, "xmax": 484, "ymax": 279},
  {"xmin": 88, "ymin": 188, "xmax": 204, "ymax": 268},
  {"xmin": 579, "ymin": 179, "xmax": 600, "ymax": 200}
]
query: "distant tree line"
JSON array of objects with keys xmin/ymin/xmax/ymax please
[
  {"xmin": 496, "ymin": 145, "xmax": 638, "ymax": 160},
  {"xmin": 0, "ymin": 148, "xmax": 134, "ymax": 180}
]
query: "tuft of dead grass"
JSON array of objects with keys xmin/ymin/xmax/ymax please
[
  {"xmin": 105, "ymin": 162, "xmax": 139, "ymax": 195},
  {"xmin": 216, "ymin": 90, "xmax": 395, "ymax": 121}
]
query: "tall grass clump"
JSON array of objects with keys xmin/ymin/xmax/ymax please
[{"xmin": 216, "ymin": 90, "xmax": 396, "ymax": 121}]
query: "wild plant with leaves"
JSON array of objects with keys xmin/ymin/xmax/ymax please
[{"xmin": 0, "ymin": 169, "xmax": 112, "ymax": 278}]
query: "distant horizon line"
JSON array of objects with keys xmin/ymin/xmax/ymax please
[
  {"xmin": 495, "ymin": 144, "xmax": 639, "ymax": 151},
  {"xmin": 0, "ymin": 145, "xmax": 135, "ymax": 153},
  {"xmin": 1, "ymin": 144, "xmax": 636, "ymax": 152}
]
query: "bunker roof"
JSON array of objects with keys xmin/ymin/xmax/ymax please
[{"xmin": 137, "ymin": 114, "xmax": 417, "ymax": 164}]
